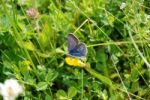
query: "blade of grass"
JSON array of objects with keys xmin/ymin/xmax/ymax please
[{"xmin": 126, "ymin": 25, "xmax": 150, "ymax": 68}]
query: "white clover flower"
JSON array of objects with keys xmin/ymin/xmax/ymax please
[
  {"xmin": 120, "ymin": 2, "xmax": 126, "ymax": 10},
  {"xmin": 0, "ymin": 79, "xmax": 23, "ymax": 100},
  {"xmin": 0, "ymin": 83, "xmax": 4, "ymax": 95}
]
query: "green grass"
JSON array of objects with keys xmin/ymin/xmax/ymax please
[{"xmin": 0, "ymin": 0, "xmax": 150, "ymax": 99}]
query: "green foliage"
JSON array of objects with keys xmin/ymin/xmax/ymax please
[
  {"xmin": 56, "ymin": 86, "xmax": 77, "ymax": 100},
  {"xmin": 0, "ymin": 0, "xmax": 150, "ymax": 99}
]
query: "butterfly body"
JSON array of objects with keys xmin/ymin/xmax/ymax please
[{"xmin": 67, "ymin": 33, "xmax": 87, "ymax": 58}]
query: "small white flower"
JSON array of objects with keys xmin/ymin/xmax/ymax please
[
  {"xmin": 120, "ymin": 2, "xmax": 126, "ymax": 10},
  {"xmin": 0, "ymin": 83, "xmax": 4, "ymax": 94},
  {"xmin": 0, "ymin": 79, "xmax": 23, "ymax": 100},
  {"xmin": 146, "ymin": 29, "xmax": 150, "ymax": 33},
  {"xmin": 147, "ymin": 15, "xmax": 150, "ymax": 19}
]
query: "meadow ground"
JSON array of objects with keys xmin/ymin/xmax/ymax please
[{"xmin": 0, "ymin": 0, "xmax": 150, "ymax": 100}]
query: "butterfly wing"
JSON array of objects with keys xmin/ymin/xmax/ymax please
[
  {"xmin": 67, "ymin": 33, "xmax": 79, "ymax": 52},
  {"xmin": 69, "ymin": 43, "xmax": 87, "ymax": 57}
]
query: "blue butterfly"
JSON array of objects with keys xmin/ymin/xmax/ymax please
[{"xmin": 67, "ymin": 33, "xmax": 87, "ymax": 57}]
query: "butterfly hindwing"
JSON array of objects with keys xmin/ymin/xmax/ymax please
[
  {"xmin": 67, "ymin": 33, "xmax": 79, "ymax": 52},
  {"xmin": 75, "ymin": 43, "xmax": 87, "ymax": 57},
  {"xmin": 69, "ymin": 43, "xmax": 87, "ymax": 57}
]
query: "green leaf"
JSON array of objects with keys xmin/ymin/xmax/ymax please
[
  {"xmin": 45, "ymin": 69, "xmax": 58, "ymax": 82},
  {"xmin": 107, "ymin": 15, "xmax": 115, "ymax": 26},
  {"xmin": 18, "ymin": 41, "xmax": 36, "ymax": 51},
  {"xmin": 56, "ymin": 90, "xmax": 67, "ymax": 99},
  {"xmin": 36, "ymin": 82, "xmax": 48, "ymax": 91},
  {"xmin": 45, "ymin": 95, "xmax": 52, "ymax": 100},
  {"xmin": 68, "ymin": 87, "xmax": 77, "ymax": 98}
]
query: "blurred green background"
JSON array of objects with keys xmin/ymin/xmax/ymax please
[{"xmin": 0, "ymin": 0, "xmax": 150, "ymax": 99}]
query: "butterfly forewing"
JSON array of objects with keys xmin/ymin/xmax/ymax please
[{"xmin": 67, "ymin": 33, "xmax": 79, "ymax": 51}]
